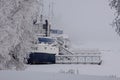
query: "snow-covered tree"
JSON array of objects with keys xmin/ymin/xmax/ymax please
[
  {"xmin": 0, "ymin": 0, "xmax": 42, "ymax": 70},
  {"xmin": 110, "ymin": 0, "xmax": 120, "ymax": 35}
]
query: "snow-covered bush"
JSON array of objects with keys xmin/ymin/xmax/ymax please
[
  {"xmin": 110, "ymin": 0, "xmax": 120, "ymax": 35},
  {"xmin": 0, "ymin": 0, "xmax": 41, "ymax": 70}
]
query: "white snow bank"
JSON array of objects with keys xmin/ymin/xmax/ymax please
[{"xmin": 0, "ymin": 71, "xmax": 118, "ymax": 80}]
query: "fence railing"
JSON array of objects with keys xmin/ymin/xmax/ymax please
[{"xmin": 55, "ymin": 55, "xmax": 102, "ymax": 65}]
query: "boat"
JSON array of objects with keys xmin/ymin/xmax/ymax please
[{"xmin": 27, "ymin": 0, "xmax": 102, "ymax": 65}]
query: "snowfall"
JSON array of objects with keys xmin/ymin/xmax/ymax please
[{"xmin": 0, "ymin": 42, "xmax": 120, "ymax": 80}]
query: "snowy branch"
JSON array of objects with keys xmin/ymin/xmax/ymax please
[{"xmin": 0, "ymin": 0, "xmax": 42, "ymax": 70}]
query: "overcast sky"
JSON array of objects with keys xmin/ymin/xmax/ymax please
[{"xmin": 45, "ymin": 0, "xmax": 120, "ymax": 47}]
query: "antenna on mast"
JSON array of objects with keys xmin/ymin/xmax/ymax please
[
  {"xmin": 48, "ymin": 0, "xmax": 54, "ymax": 26},
  {"xmin": 39, "ymin": 0, "xmax": 44, "ymax": 23}
]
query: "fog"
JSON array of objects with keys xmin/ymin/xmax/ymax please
[{"xmin": 46, "ymin": 0, "xmax": 120, "ymax": 47}]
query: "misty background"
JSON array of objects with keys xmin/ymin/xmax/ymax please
[{"xmin": 44, "ymin": 0, "xmax": 120, "ymax": 49}]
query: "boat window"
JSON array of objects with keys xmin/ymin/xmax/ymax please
[
  {"xmin": 50, "ymin": 29, "xmax": 63, "ymax": 34},
  {"xmin": 38, "ymin": 38, "xmax": 55, "ymax": 44}
]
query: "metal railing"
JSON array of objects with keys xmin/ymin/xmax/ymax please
[{"xmin": 55, "ymin": 55, "xmax": 102, "ymax": 65}]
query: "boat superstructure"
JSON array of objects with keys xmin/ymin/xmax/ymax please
[{"xmin": 28, "ymin": 36, "xmax": 59, "ymax": 64}]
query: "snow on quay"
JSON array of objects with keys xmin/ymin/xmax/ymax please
[{"xmin": 0, "ymin": 71, "xmax": 119, "ymax": 80}]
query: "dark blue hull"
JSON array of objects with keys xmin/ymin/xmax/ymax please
[{"xmin": 27, "ymin": 53, "xmax": 55, "ymax": 64}]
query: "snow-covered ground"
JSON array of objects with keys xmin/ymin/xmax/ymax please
[
  {"xmin": 0, "ymin": 43, "xmax": 120, "ymax": 80},
  {"xmin": 0, "ymin": 71, "xmax": 118, "ymax": 80}
]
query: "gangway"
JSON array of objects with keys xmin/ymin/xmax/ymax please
[
  {"xmin": 59, "ymin": 46, "xmax": 73, "ymax": 55},
  {"xmin": 56, "ymin": 39, "xmax": 73, "ymax": 55}
]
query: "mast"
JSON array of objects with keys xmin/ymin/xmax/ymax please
[
  {"xmin": 39, "ymin": 0, "xmax": 44, "ymax": 23},
  {"xmin": 48, "ymin": 0, "xmax": 54, "ymax": 26}
]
